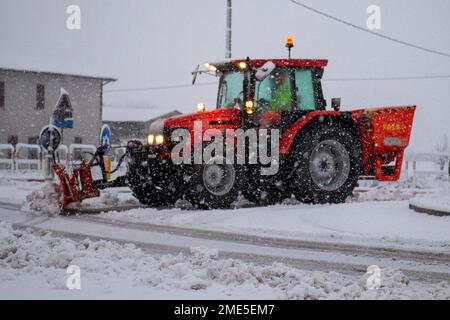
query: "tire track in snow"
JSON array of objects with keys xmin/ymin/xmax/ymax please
[
  {"xmin": 9, "ymin": 218, "xmax": 450, "ymax": 284},
  {"xmin": 67, "ymin": 213, "xmax": 450, "ymax": 265}
]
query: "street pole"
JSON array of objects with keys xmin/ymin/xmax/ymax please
[{"xmin": 226, "ymin": 0, "xmax": 232, "ymax": 59}]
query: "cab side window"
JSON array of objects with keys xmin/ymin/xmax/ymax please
[
  {"xmin": 255, "ymin": 68, "xmax": 293, "ymax": 112},
  {"xmin": 295, "ymin": 69, "xmax": 316, "ymax": 110},
  {"xmin": 219, "ymin": 71, "xmax": 244, "ymax": 109}
]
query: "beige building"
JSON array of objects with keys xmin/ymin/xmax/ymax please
[{"xmin": 0, "ymin": 67, "xmax": 115, "ymax": 146}]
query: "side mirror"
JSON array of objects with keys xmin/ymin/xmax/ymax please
[
  {"xmin": 255, "ymin": 61, "xmax": 275, "ymax": 81},
  {"xmin": 331, "ymin": 98, "xmax": 341, "ymax": 111}
]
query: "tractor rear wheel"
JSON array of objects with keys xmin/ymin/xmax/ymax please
[{"xmin": 290, "ymin": 124, "xmax": 361, "ymax": 204}]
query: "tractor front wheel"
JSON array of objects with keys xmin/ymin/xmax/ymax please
[
  {"xmin": 184, "ymin": 158, "xmax": 241, "ymax": 209},
  {"xmin": 127, "ymin": 171, "xmax": 176, "ymax": 207}
]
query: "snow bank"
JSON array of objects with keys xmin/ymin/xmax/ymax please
[
  {"xmin": 350, "ymin": 187, "xmax": 421, "ymax": 203},
  {"xmin": 22, "ymin": 184, "xmax": 138, "ymax": 215},
  {"xmin": 410, "ymin": 196, "xmax": 450, "ymax": 215},
  {"xmin": 0, "ymin": 222, "xmax": 448, "ymax": 299},
  {"xmin": 22, "ymin": 182, "xmax": 61, "ymax": 215}
]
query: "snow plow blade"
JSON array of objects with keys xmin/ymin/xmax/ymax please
[
  {"xmin": 52, "ymin": 160, "xmax": 100, "ymax": 213},
  {"xmin": 50, "ymin": 145, "xmax": 129, "ymax": 214},
  {"xmin": 353, "ymin": 106, "xmax": 416, "ymax": 181}
]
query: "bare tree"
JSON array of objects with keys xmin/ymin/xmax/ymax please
[{"xmin": 435, "ymin": 133, "xmax": 449, "ymax": 171}]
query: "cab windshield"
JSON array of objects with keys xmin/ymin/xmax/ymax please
[
  {"xmin": 217, "ymin": 67, "xmax": 318, "ymax": 111},
  {"xmin": 217, "ymin": 71, "xmax": 245, "ymax": 109}
]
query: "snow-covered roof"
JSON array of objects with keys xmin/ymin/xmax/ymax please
[
  {"xmin": 102, "ymin": 106, "xmax": 181, "ymax": 122},
  {"xmin": 0, "ymin": 67, "xmax": 116, "ymax": 83}
]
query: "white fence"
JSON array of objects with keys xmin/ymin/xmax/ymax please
[
  {"xmin": 404, "ymin": 152, "xmax": 450, "ymax": 177},
  {"xmin": 0, "ymin": 143, "xmax": 93, "ymax": 171},
  {"xmin": 0, "ymin": 144, "xmax": 14, "ymax": 170},
  {"xmin": 403, "ymin": 152, "xmax": 450, "ymax": 189},
  {"xmin": 0, "ymin": 143, "xmax": 129, "ymax": 173},
  {"xmin": 15, "ymin": 143, "xmax": 42, "ymax": 170}
]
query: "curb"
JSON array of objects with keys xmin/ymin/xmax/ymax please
[{"xmin": 409, "ymin": 203, "xmax": 450, "ymax": 217}]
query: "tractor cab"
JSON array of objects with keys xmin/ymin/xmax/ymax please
[
  {"xmin": 193, "ymin": 58, "xmax": 330, "ymax": 130},
  {"xmin": 214, "ymin": 59, "xmax": 327, "ymax": 112}
]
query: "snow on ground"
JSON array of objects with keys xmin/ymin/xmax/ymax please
[
  {"xmin": 0, "ymin": 172, "xmax": 43, "ymax": 205},
  {"xmin": 98, "ymin": 200, "xmax": 450, "ymax": 251},
  {"xmin": 0, "ymin": 221, "xmax": 448, "ymax": 300},
  {"xmin": 1, "ymin": 169, "xmax": 450, "ymax": 299},
  {"xmin": 65, "ymin": 188, "xmax": 138, "ymax": 211}
]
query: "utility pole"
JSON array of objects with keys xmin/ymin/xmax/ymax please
[{"xmin": 226, "ymin": 0, "xmax": 232, "ymax": 59}]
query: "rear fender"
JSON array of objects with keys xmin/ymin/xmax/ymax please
[{"xmin": 279, "ymin": 111, "xmax": 344, "ymax": 155}]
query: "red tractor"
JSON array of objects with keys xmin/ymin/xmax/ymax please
[{"xmin": 123, "ymin": 56, "xmax": 416, "ymax": 209}]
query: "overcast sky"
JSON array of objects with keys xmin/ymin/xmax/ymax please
[{"xmin": 1, "ymin": 0, "xmax": 450, "ymax": 151}]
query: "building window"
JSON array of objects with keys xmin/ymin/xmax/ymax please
[
  {"xmin": 74, "ymin": 137, "xmax": 83, "ymax": 144},
  {"xmin": 0, "ymin": 81, "xmax": 4, "ymax": 109},
  {"xmin": 7, "ymin": 135, "xmax": 18, "ymax": 146},
  {"xmin": 36, "ymin": 84, "xmax": 45, "ymax": 110},
  {"xmin": 28, "ymin": 136, "xmax": 39, "ymax": 144}
]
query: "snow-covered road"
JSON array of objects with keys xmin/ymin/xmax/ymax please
[
  {"xmin": 1, "ymin": 202, "xmax": 450, "ymax": 284},
  {"xmin": 1, "ymin": 175, "xmax": 449, "ymax": 299},
  {"xmin": 2, "ymin": 220, "xmax": 448, "ymax": 300}
]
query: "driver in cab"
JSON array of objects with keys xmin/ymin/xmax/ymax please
[{"xmin": 270, "ymin": 72, "xmax": 292, "ymax": 112}]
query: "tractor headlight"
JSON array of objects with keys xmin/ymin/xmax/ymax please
[
  {"xmin": 237, "ymin": 61, "xmax": 247, "ymax": 70},
  {"xmin": 147, "ymin": 134, "xmax": 155, "ymax": 145},
  {"xmin": 245, "ymin": 100, "xmax": 254, "ymax": 115},
  {"xmin": 155, "ymin": 134, "xmax": 164, "ymax": 145}
]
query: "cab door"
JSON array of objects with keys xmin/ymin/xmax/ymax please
[
  {"xmin": 294, "ymin": 68, "xmax": 317, "ymax": 111},
  {"xmin": 253, "ymin": 68, "xmax": 294, "ymax": 129}
]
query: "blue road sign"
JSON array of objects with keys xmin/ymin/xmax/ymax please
[
  {"xmin": 51, "ymin": 88, "xmax": 74, "ymax": 129},
  {"xmin": 100, "ymin": 124, "xmax": 111, "ymax": 147}
]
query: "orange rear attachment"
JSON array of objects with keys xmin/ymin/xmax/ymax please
[{"xmin": 353, "ymin": 106, "xmax": 416, "ymax": 181}]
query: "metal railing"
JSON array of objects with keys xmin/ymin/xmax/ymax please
[
  {"xmin": 0, "ymin": 143, "xmax": 105, "ymax": 172},
  {"xmin": 0, "ymin": 144, "xmax": 14, "ymax": 170},
  {"xmin": 14, "ymin": 143, "xmax": 42, "ymax": 171}
]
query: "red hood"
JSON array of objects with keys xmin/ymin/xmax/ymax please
[{"xmin": 164, "ymin": 108, "xmax": 240, "ymax": 130}]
